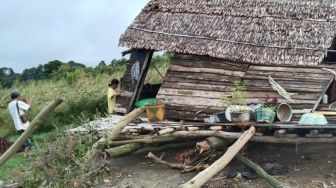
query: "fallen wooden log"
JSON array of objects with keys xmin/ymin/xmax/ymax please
[
  {"xmin": 147, "ymin": 152, "xmax": 208, "ymax": 172},
  {"xmin": 105, "ymin": 143, "xmax": 143, "ymax": 157},
  {"xmin": 158, "ymin": 127, "xmax": 175, "ymax": 135},
  {"xmin": 85, "ymin": 107, "xmax": 145, "ymax": 161},
  {"xmin": 181, "ymin": 126, "xmax": 255, "ymax": 188},
  {"xmin": 110, "ymin": 137, "xmax": 178, "ymax": 147},
  {"xmin": 196, "ymin": 137, "xmax": 231, "ymax": 153},
  {"xmin": 0, "ymin": 98, "xmax": 63, "ymax": 167},
  {"xmin": 236, "ymin": 154, "xmax": 284, "ymax": 188}
]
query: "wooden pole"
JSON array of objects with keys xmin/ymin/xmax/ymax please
[
  {"xmin": 0, "ymin": 98, "xmax": 63, "ymax": 167},
  {"xmin": 127, "ymin": 50, "xmax": 154, "ymax": 113},
  {"xmin": 85, "ymin": 107, "xmax": 145, "ymax": 160},
  {"xmin": 181, "ymin": 126, "xmax": 255, "ymax": 188},
  {"xmin": 236, "ymin": 154, "xmax": 284, "ymax": 188}
]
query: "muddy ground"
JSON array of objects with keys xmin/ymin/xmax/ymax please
[{"xmin": 97, "ymin": 143, "xmax": 336, "ymax": 188}]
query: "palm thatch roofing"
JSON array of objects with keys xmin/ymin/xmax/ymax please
[{"xmin": 120, "ymin": 0, "xmax": 336, "ymax": 66}]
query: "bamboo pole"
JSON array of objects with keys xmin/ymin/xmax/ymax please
[
  {"xmin": 105, "ymin": 143, "xmax": 143, "ymax": 157},
  {"xmin": 236, "ymin": 154, "xmax": 284, "ymax": 188},
  {"xmin": 85, "ymin": 107, "xmax": 145, "ymax": 160},
  {"xmin": 0, "ymin": 98, "xmax": 63, "ymax": 167},
  {"xmin": 181, "ymin": 126, "xmax": 255, "ymax": 188}
]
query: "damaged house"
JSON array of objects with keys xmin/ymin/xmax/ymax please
[{"xmin": 118, "ymin": 0, "xmax": 336, "ymax": 123}]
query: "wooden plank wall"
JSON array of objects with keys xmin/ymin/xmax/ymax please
[
  {"xmin": 157, "ymin": 54, "xmax": 334, "ymax": 121},
  {"xmin": 157, "ymin": 54, "xmax": 248, "ymax": 121}
]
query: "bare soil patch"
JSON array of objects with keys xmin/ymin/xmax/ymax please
[{"xmin": 98, "ymin": 143, "xmax": 336, "ymax": 188}]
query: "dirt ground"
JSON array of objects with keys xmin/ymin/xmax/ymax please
[{"xmin": 97, "ymin": 143, "xmax": 336, "ymax": 188}]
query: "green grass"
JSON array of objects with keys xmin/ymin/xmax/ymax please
[
  {"xmin": 0, "ymin": 153, "xmax": 27, "ymax": 180},
  {"xmin": 0, "ymin": 125, "xmax": 74, "ymax": 182}
]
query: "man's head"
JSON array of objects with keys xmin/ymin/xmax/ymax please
[
  {"xmin": 109, "ymin": 79, "xmax": 120, "ymax": 89},
  {"xmin": 10, "ymin": 91, "xmax": 21, "ymax": 100}
]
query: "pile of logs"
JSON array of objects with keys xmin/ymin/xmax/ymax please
[{"xmin": 84, "ymin": 107, "xmax": 285, "ymax": 188}]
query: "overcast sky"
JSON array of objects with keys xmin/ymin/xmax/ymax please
[{"xmin": 0, "ymin": 0, "xmax": 149, "ymax": 73}]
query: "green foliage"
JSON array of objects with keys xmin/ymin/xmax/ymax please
[
  {"xmin": 0, "ymin": 67, "xmax": 18, "ymax": 88},
  {"xmin": 0, "ymin": 74, "xmax": 113, "ymax": 137},
  {"xmin": 14, "ymin": 123, "xmax": 106, "ymax": 187},
  {"xmin": 146, "ymin": 52, "xmax": 172, "ymax": 84},
  {"xmin": 220, "ymin": 80, "xmax": 249, "ymax": 112},
  {"xmin": 0, "ymin": 154, "xmax": 27, "ymax": 181}
]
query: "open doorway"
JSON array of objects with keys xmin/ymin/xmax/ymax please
[
  {"xmin": 323, "ymin": 37, "xmax": 336, "ymax": 63},
  {"xmin": 118, "ymin": 49, "xmax": 172, "ymax": 113}
]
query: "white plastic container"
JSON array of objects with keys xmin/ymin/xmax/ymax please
[{"xmin": 322, "ymin": 94, "xmax": 328, "ymax": 104}]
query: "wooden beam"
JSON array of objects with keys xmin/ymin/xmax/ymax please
[
  {"xmin": 122, "ymin": 130, "xmax": 336, "ymax": 144},
  {"xmin": 127, "ymin": 50, "xmax": 154, "ymax": 113}
]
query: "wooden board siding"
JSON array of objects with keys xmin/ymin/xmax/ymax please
[
  {"xmin": 243, "ymin": 65, "xmax": 334, "ymax": 116},
  {"xmin": 157, "ymin": 54, "xmax": 335, "ymax": 121}
]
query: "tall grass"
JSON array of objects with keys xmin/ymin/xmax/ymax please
[
  {"xmin": 0, "ymin": 70, "xmax": 121, "ymax": 136},
  {"xmin": 0, "ymin": 54, "xmax": 171, "ymax": 137}
]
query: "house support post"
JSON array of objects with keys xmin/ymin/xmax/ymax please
[{"xmin": 127, "ymin": 50, "xmax": 154, "ymax": 113}]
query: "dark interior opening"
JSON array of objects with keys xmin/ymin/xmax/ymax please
[
  {"xmin": 326, "ymin": 80, "xmax": 336, "ymax": 104},
  {"xmin": 324, "ymin": 37, "xmax": 336, "ymax": 63},
  {"xmin": 139, "ymin": 83, "xmax": 161, "ymax": 100}
]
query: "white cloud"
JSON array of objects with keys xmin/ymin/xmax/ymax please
[{"xmin": 0, "ymin": 0, "xmax": 149, "ymax": 72}]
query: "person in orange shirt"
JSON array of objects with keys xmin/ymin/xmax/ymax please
[{"xmin": 107, "ymin": 79, "xmax": 120, "ymax": 114}]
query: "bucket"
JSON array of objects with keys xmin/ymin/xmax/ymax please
[
  {"xmin": 255, "ymin": 107, "xmax": 276, "ymax": 123},
  {"xmin": 277, "ymin": 103, "xmax": 292, "ymax": 122},
  {"xmin": 146, "ymin": 103, "xmax": 165, "ymax": 122},
  {"xmin": 329, "ymin": 102, "xmax": 336, "ymax": 110}
]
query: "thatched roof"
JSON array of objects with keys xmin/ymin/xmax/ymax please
[{"xmin": 119, "ymin": 0, "xmax": 336, "ymax": 66}]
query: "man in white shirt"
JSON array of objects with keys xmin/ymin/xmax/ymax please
[{"xmin": 8, "ymin": 91, "xmax": 32, "ymax": 157}]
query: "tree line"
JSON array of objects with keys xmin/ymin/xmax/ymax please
[{"xmin": 0, "ymin": 59, "xmax": 127, "ymax": 88}]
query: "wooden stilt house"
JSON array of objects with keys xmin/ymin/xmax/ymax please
[{"xmin": 119, "ymin": 0, "xmax": 336, "ymax": 122}]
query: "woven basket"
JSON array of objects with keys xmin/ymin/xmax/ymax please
[{"xmin": 255, "ymin": 107, "xmax": 276, "ymax": 123}]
